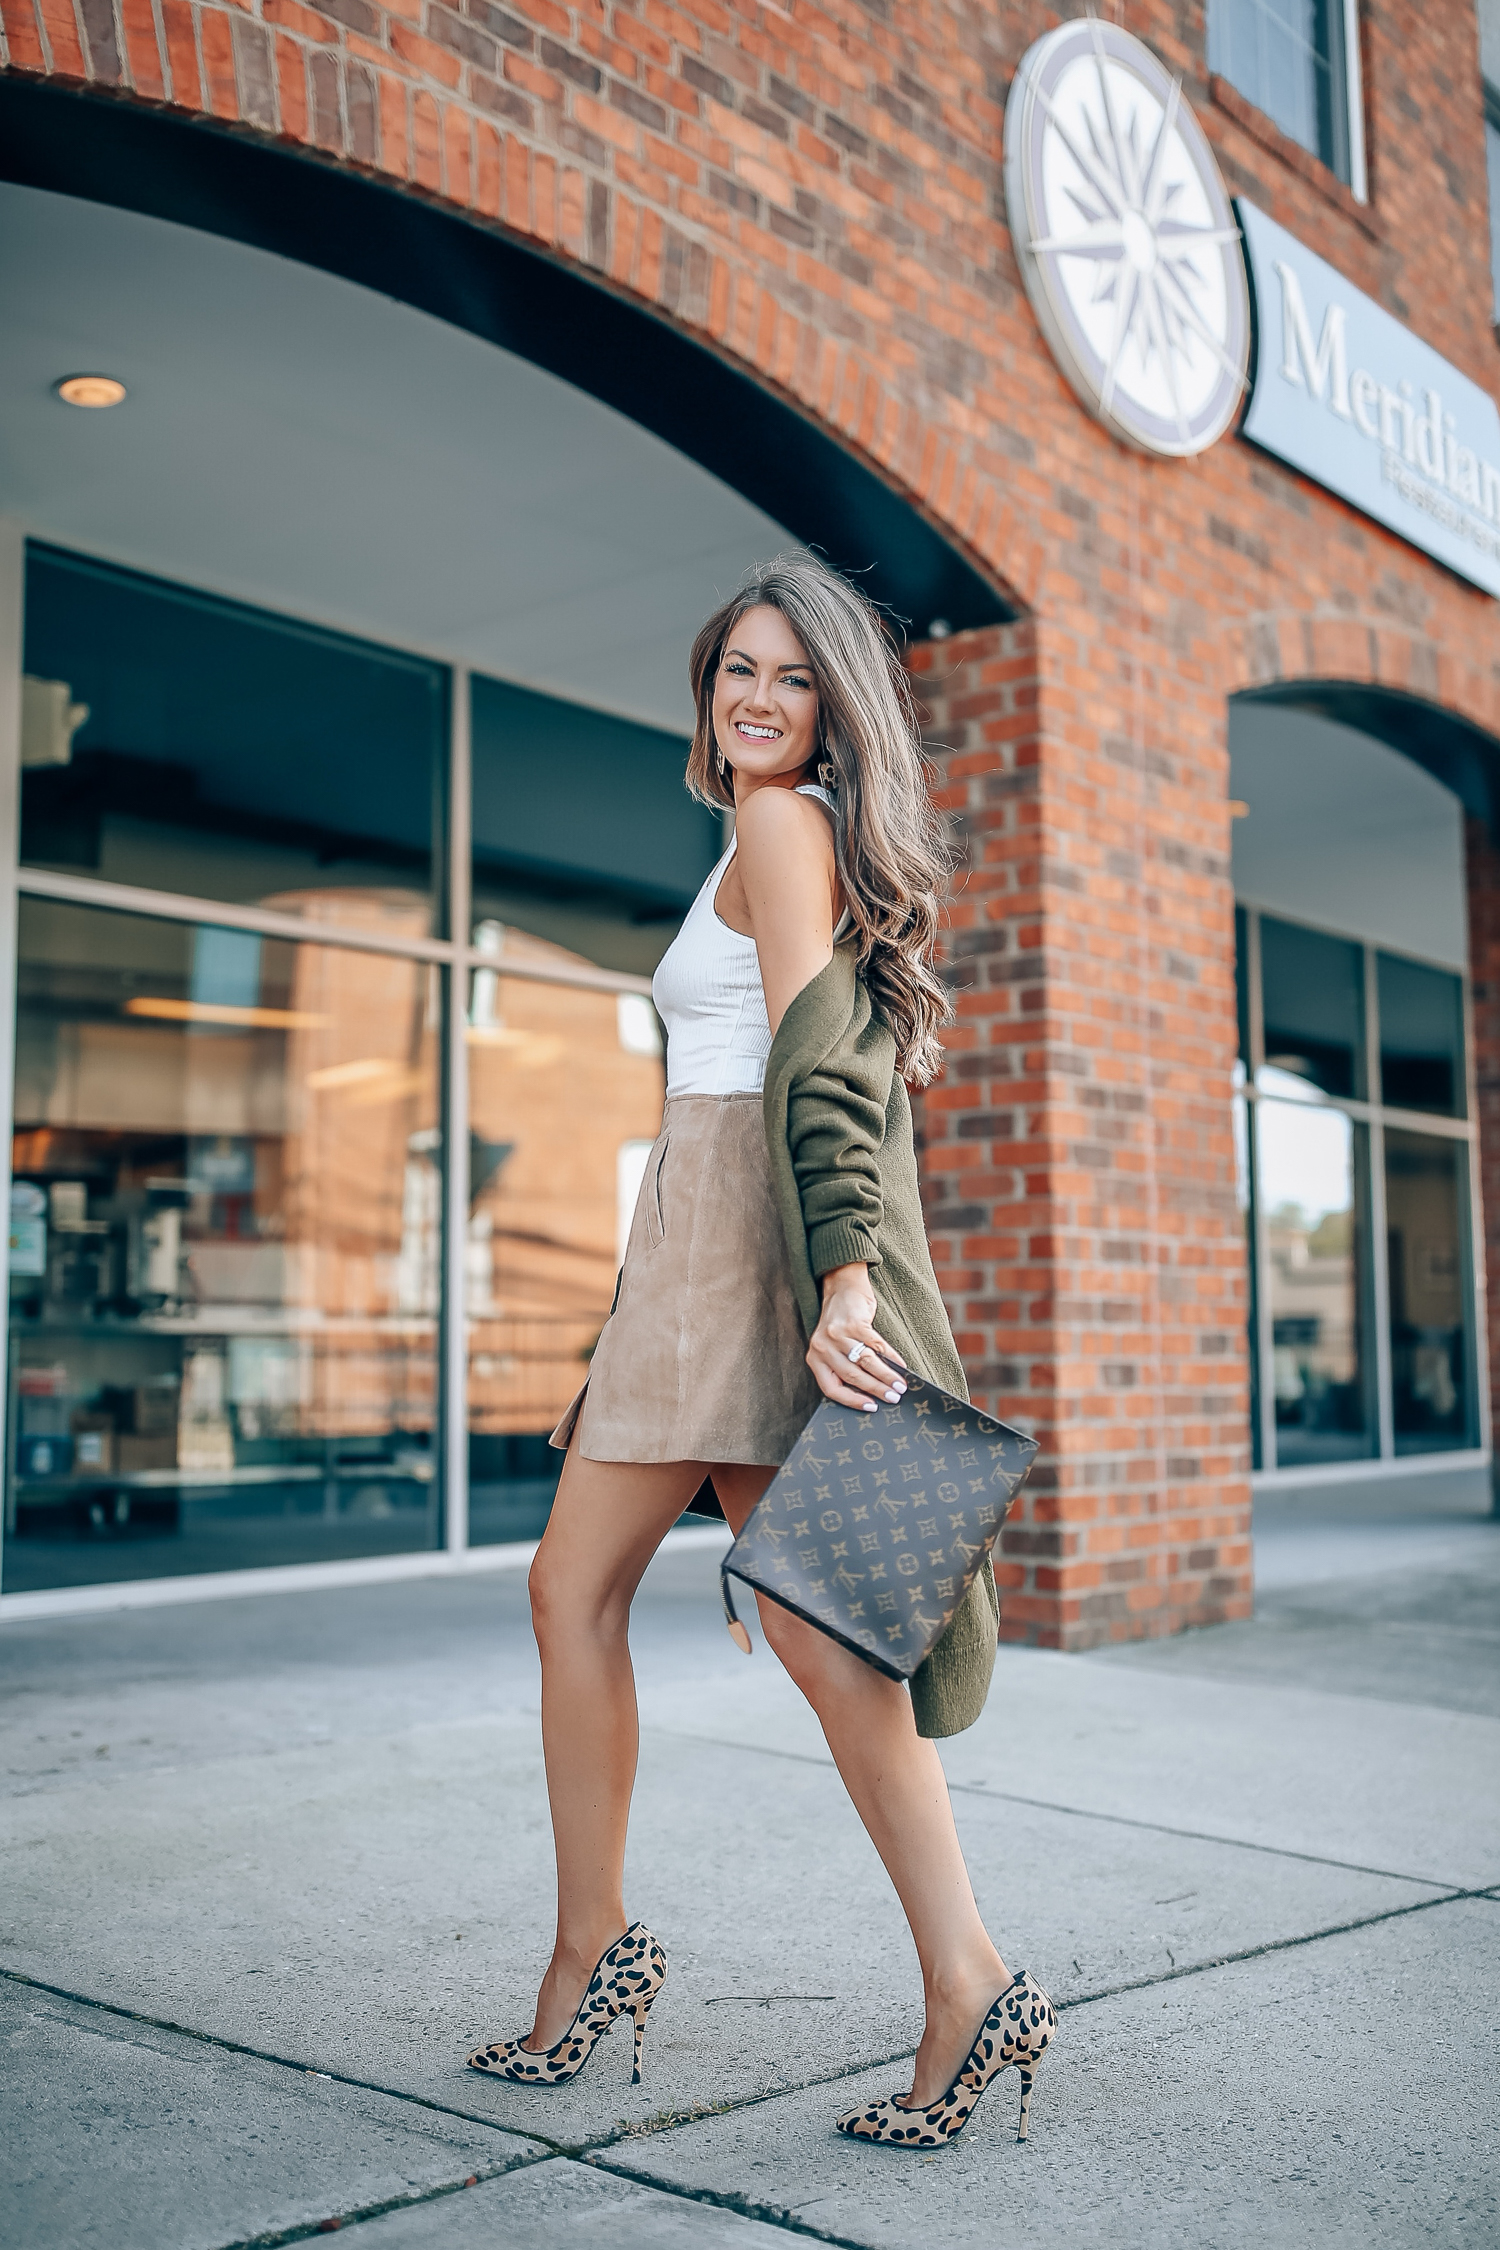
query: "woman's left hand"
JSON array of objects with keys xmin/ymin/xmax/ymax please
[{"xmin": 808, "ymin": 1262, "xmax": 908, "ymax": 1412}]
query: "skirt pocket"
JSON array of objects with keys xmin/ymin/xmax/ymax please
[{"xmin": 644, "ymin": 1134, "xmax": 670, "ymax": 1247}]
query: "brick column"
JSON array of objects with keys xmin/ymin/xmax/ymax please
[
  {"xmin": 1464, "ymin": 816, "xmax": 1500, "ymax": 1512},
  {"xmin": 910, "ymin": 624, "xmax": 1252, "ymax": 1649}
]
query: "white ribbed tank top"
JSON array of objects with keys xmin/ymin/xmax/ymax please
[{"xmin": 653, "ymin": 783, "xmax": 849, "ymax": 1098}]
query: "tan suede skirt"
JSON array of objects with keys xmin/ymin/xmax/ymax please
[{"xmin": 550, "ymin": 1091, "xmax": 821, "ymax": 1466}]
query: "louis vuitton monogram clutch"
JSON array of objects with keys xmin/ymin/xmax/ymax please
[{"xmin": 720, "ymin": 1377, "xmax": 1039, "ymax": 1681}]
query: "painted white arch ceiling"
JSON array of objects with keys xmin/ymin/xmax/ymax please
[{"xmin": 0, "ymin": 181, "xmax": 793, "ymax": 734}]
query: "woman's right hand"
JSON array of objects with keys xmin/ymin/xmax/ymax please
[{"xmin": 807, "ymin": 1262, "xmax": 908, "ymax": 1413}]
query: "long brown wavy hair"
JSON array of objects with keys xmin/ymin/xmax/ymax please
[{"xmin": 686, "ymin": 554, "xmax": 954, "ymax": 1085}]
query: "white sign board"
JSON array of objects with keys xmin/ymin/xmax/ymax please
[{"xmin": 1239, "ymin": 201, "xmax": 1500, "ymax": 598}]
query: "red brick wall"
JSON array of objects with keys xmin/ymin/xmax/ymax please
[
  {"xmin": 7, "ymin": 0, "xmax": 1500, "ymax": 1639},
  {"xmin": 912, "ymin": 612, "xmax": 1253, "ymax": 1649}
]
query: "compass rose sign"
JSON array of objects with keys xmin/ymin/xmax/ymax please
[{"xmin": 1004, "ymin": 21, "xmax": 1250, "ymax": 458}]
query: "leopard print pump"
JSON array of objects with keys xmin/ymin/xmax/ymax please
[
  {"xmin": 835, "ymin": 1969, "xmax": 1056, "ymax": 2146},
  {"xmin": 466, "ymin": 1923, "xmax": 668, "ymax": 2087}
]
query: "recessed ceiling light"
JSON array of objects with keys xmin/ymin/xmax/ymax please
[{"xmin": 55, "ymin": 374, "xmax": 127, "ymax": 409}]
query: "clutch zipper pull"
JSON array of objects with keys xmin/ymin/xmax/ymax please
[{"xmin": 721, "ymin": 1564, "xmax": 752, "ymax": 1655}]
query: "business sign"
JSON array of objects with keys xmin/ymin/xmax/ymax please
[
  {"xmin": 1239, "ymin": 201, "xmax": 1500, "ymax": 598},
  {"xmin": 1004, "ymin": 22, "xmax": 1250, "ymax": 457}
]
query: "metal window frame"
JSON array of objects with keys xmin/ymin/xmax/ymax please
[
  {"xmin": 0, "ymin": 528, "xmax": 667, "ymax": 1606},
  {"xmin": 0, "ymin": 523, "xmax": 24, "ymax": 1595},
  {"xmin": 1341, "ymin": 0, "xmax": 1368, "ymax": 203},
  {"xmin": 442, "ymin": 667, "xmax": 471, "ymax": 1560},
  {"xmin": 1364, "ymin": 940, "xmax": 1395, "ymax": 1458},
  {"xmin": 1485, "ymin": 85, "xmax": 1500, "ymax": 335},
  {"xmin": 1239, "ymin": 899, "xmax": 1487, "ymax": 1485}
]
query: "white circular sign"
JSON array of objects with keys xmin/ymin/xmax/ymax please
[{"xmin": 1004, "ymin": 22, "xmax": 1250, "ymax": 458}]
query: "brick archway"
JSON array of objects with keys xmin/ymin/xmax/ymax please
[
  {"xmin": 909, "ymin": 608, "xmax": 1500, "ymax": 1649},
  {"xmin": 0, "ymin": 73, "xmax": 1023, "ymax": 639},
  {"xmin": 1219, "ymin": 626, "xmax": 1500, "ymax": 1519},
  {"xmin": 1218, "ymin": 613, "xmax": 1500, "ymax": 749}
]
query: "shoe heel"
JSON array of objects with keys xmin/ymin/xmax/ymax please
[
  {"xmin": 1016, "ymin": 2065, "xmax": 1036, "ymax": 2142},
  {"xmin": 629, "ymin": 1996, "xmax": 655, "ymax": 2086}
]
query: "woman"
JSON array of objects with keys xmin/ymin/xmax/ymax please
[{"xmin": 467, "ymin": 555, "xmax": 1055, "ymax": 2145}]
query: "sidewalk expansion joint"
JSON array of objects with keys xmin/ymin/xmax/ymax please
[
  {"xmin": 583, "ymin": 2155, "xmax": 882, "ymax": 2248},
  {"xmin": 201, "ymin": 2157, "xmax": 555, "ymax": 2250},
  {"xmin": 649, "ymin": 1722, "xmax": 1469, "ymax": 1891},
  {"xmin": 4, "ymin": 1885, "xmax": 1492, "ymax": 2248},
  {"xmin": 1054, "ymin": 1883, "xmax": 1494, "ymax": 2012},
  {"xmin": 0, "ymin": 1964, "xmax": 559, "ymax": 2146}
]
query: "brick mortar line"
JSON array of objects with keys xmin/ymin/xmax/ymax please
[
  {"xmin": 648, "ymin": 1723, "xmax": 1471, "ymax": 1891},
  {"xmin": 5, "ymin": 1881, "xmax": 1492, "ymax": 2240}
]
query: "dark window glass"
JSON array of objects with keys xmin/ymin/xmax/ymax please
[
  {"xmin": 1258, "ymin": 916, "xmax": 1365, "ymax": 1100},
  {"xmin": 1377, "ymin": 952, "xmax": 1466, "ymax": 1118},
  {"xmin": 1258, "ymin": 1099, "xmax": 1375, "ymax": 1466},
  {"xmin": 1208, "ymin": 0, "xmax": 1350, "ymax": 180},
  {"xmin": 21, "ymin": 546, "xmax": 445, "ymax": 934},
  {"xmin": 466, "ymin": 974, "xmax": 664, "ymax": 1544},
  {"xmin": 4, "ymin": 897, "xmax": 440, "ymax": 1593},
  {"xmin": 1234, "ymin": 1090, "xmax": 1261, "ymax": 1469},
  {"xmin": 1385, "ymin": 1130, "xmax": 1476, "ymax": 1454},
  {"xmin": 1234, "ymin": 904, "xmax": 1251, "ymax": 1066},
  {"xmin": 470, "ymin": 674, "xmax": 721, "ymax": 977}
]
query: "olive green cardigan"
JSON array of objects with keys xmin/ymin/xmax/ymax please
[{"xmin": 762, "ymin": 940, "xmax": 1000, "ymax": 1739}]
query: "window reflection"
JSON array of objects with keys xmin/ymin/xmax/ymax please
[
  {"xmin": 470, "ymin": 674, "xmax": 719, "ymax": 977},
  {"xmin": 465, "ymin": 946, "xmax": 666, "ymax": 1542},
  {"xmin": 1258, "ymin": 916, "xmax": 1365, "ymax": 1101},
  {"xmin": 1385, "ymin": 1130, "xmax": 1475, "ymax": 1452},
  {"xmin": 21, "ymin": 546, "xmax": 443, "ymax": 930},
  {"xmin": 6, "ymin": 898, "xmax": 440, "ymax": 1591},
  {"xmin": 1377, "ymin": 953, "xmax": 1466, "ymax": 1117},
  {"xmin": 1258, "ymin": 1098, "xmax": 1374, "ymax": 1464}
]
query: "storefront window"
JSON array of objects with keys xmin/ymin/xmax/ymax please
[
  {"xmin": 1385, "ymin": 1130, "xmax": 1477, "ymax": 1453},
  {"xmin": 470, "ymin": 673, "xmax": 718, "ymax": 977},
  {"xmin": 465, "ymin": 958, "xmax": 666, "ymax": 1543},
  {"xmin": 1236, "ymin": 905, "xmax": 1479, "ymax": 1480},
  {"xmin": 1258, "ymin": 1097, "xmax": 1374, "ymax": 1466},
  {"xmin": 4, "ymin": 542, "xmax": 716, "ymax": 1599},
  {"xmin": 1258, "ymin": 914, "xmax": 1365, "ymax": 1100},
  {"xmin": 5, "ymin": 897, "xmax": 441, "ymax": 1591},
  {"xmin": 1376, "ymin": 953, "xmax": 1466, "ymax": 1117},
  {"xmin": 21, "ymin": 547, "xmax": 445, "ymax": 935}
]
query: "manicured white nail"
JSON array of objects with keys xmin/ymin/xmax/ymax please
[
  {"xmin": 863, "ymin": 1400, "xmax": 877, "ymax": 1412},
  {"xmin": 885, "ymin": 1388, "xmax": 901, "ymax": 1403}
]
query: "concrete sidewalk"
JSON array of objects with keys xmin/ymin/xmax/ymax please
[{"xmin": 2, "ymin": 1502, "xmax": 1497, "ymax": 2250}]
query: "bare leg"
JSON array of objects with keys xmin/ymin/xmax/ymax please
[
  {"xmin": 714, "ymin": 1464, "xmax": 1009, "ymax": 2110},
  {"xmin": 522, "ymin": 1446, "xmax": 704, "ymax": 2050}
]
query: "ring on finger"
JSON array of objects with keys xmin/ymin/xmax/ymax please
[{"xmin": 847, "ymin": 1342, "xmax": 866, "ymax": 1366}]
